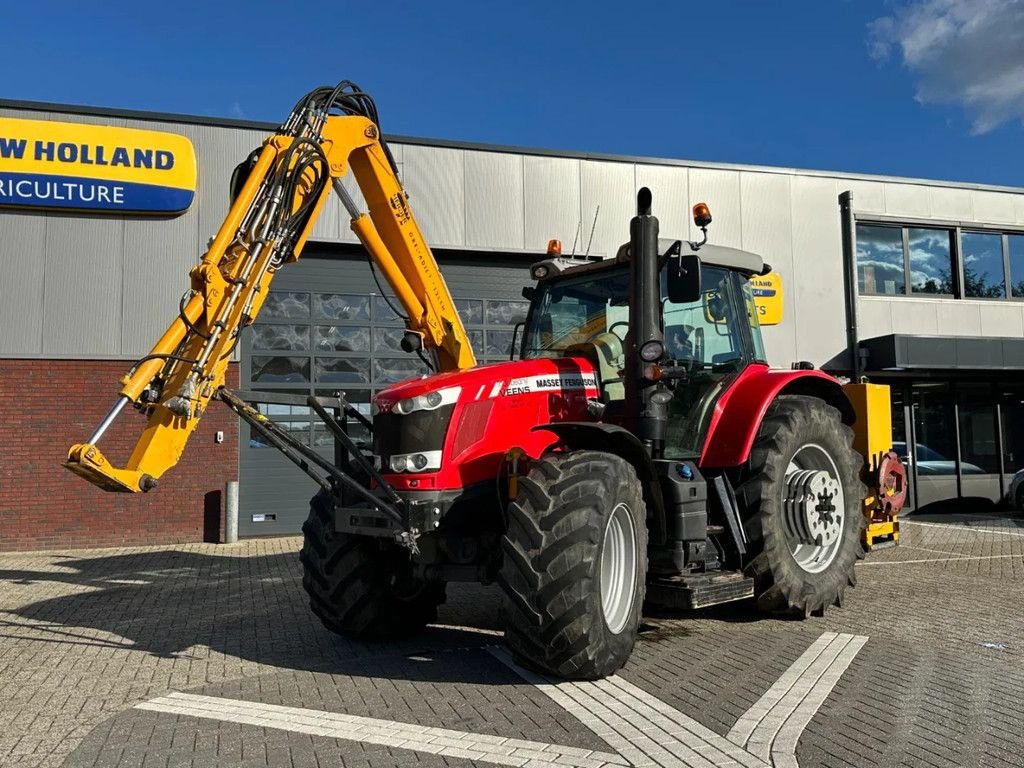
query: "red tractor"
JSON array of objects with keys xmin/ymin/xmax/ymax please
[
  {"xmin": 67, "ymin": 84, "xmax": 881, "ymax": 681},
  {"xmin": 299, "ymin": 188, "xmax": 869, "ymax": 679}
]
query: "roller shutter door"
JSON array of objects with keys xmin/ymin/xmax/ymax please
[{"xmin": 238, "ymin": 245, "xmax": 531, "ymax": 536}]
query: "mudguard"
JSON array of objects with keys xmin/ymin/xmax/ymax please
[{"xmin": 699, "ymin": 365, "xmax": 854, "ymax": 470}]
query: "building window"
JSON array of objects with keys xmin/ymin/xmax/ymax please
[
  {"xmin": 1010, "ymin": 235, "xmax": 1024, "ymax": 298},
  {"xmin": 908, "ymin": 228, "xmax": 954, "ymax": 295},
  {"xmin": 857, "ymin": 221, "xmax": 1024, "ymax": 301},
  {"xmin": 856, "ymin": 224, "xmax": 905, "ymax": 295},
  {"xmin": 961, "ymin": 232, "xmax": 1007, "ymax": 298},
  {"xmin": 911, "ymin": 382, "xmax": 957, "ymax": 476}
]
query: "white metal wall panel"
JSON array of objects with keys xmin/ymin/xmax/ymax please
[
  {"xmin": 842, "ymin": 179, "xmax": 885, "ymax": 215},
  {"xmin": 979, "ymin": 303, "xmax": 1024, "ymax": 338},
  {"xmin": 884, "ymin": 183, "xmax": 932, "ymax": 219},
  {"xmin": 189, "ymin": 124, "xmax": 267, "ymax": 251},
  {"xmin": 789, "ymin": 176, "xmax": 846, "ymax": 367},
  {"xmin": 971, "ymin": 190, "xmax": 1017, "ymax": 225},
  {"xmin": 935, "ymin": 301, "xmax": 983, "ymax": 336},
  {"xmin": 42, "ymin": 217, "xmax": 125, "ymax": 355},
  {"xmin": 579, "ymin": 160, "xmax": 635, "ymax": 259},
  {"xmin": 688, "ymin": 168, "xmax": 742, "ymax": 247},
  {"xmin": 929, "ymin": 186, "xmax": 974, "ymax": 221},
  {"xmin": 0, "ymin": 212, "xmax": 46, "ymax": 354},
  {"xmin": 402, "ymin": 145, "xmax": 465, "ymax": 248},
  {"xmin": 856, "ymin": 299, "xmax": 895, "ymax": 340},
  {"xmin": 890, "ymin": 299, "xmax": 940, "ymax": 334},
  {"xmin": 635, "ymin": 164, "xmax": 690, "ymax": 240},
  {"xmin": 523, "ymin": 155, "xmax": 580, "ymax": 251},
  {"xmin": 1015, "ymin": 195, "xmax": 1024, "ymax": 225},
  {"xmin": 739, "ymin": 172, "xmax": 796, "ymax": 366},
  {"xmin": 121, "ymin": 214, "xmax": 199, "ymax": 357},
  {"xmin": 464, "ymin": 150, "xmax": 524, "ymax": 250}
]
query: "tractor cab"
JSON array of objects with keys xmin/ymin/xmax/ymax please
[{"xmin": 521, "ymin": 234, "xmax": 771, "ymax": 460}]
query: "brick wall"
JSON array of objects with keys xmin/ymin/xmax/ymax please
[{"xmin": 0, "ymin": 360, "xmax": 239, "ymax": 551}]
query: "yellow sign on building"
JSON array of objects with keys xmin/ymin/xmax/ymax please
[
  {"xmin": 751, "ymin": 271, "xmax": 784, "ymax": 326},
  {"xmin": 0, "ymin": 117, "xmax": 196, "ymax": 214}
]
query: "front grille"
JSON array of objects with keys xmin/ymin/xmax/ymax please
[{"xmin": 373, "ymin": 404, "xmax": 456, "ymax": 462}]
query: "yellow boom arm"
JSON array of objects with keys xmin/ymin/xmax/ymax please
[{"xmin": 65, "ymin": 82, "xmax": 475, "ymax": 493}]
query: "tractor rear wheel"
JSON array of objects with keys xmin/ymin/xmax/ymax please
[
  {"xmin": 300, "ymin": 491, "xmax": 445, "ymax": 639},
  {"xmin": 734, "ymin": 395, "xmax": 865, "ymax": 616},
  {"xmin": 499, "ymin": 451, "xmax": 647, "ymax": 679}
]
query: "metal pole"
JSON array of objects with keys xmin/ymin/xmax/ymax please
[
  {"xmin": 224, "ymin": 481, "xmax": 239, "ymax": 544},
  {"xmin": 838, "ymin": 191, "xmax": 861, "ymax": 380}
]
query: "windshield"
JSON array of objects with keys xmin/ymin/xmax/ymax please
[
  {"xmin": 522, "ymin": 263, "xmax": 766, "ymax": 369},
  {"xmin": 521, "ymin": 267, "xmax": 631, "ymax": 358}
]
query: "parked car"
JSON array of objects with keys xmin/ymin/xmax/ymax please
[{"xmin": 892, "ymin": 441, "xmax": 986, "ymax": 476}]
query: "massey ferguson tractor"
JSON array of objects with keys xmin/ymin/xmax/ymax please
[{"xmin": 66, "ymin": 81, "xmax": 898, "ymax": 680}]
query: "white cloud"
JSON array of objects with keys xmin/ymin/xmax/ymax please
[{"xmin": 869, "ymin": 0, "xmax": 1024, "ymax": 133}]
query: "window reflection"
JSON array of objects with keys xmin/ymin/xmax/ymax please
[
  {"xmin": 910, "ymin": 383, "xmax": 957, "ymax": 475},
  {"xmin": 856, "ymin": 225, "xmax": 904, "ymax": 295},
  {"xmin": 908, "ymin": 228, "xmax": 953, "ymax": 295},
  {"xmin": 958, "ymin": 384, "xmax": 999, "ymax": 473},
  {"xmin": 314, "ymin": 326, "xmax": 371, "ymax": 353},
  {"xmin": 313, "ymin": 294, "xmax": 370, "ymax": 321},
  {"xmin": 961, "ymin": 232, "xmax": 1006, "ymax": 298},
  {"xmin": 251, "ymin": 356, "xmax": 310, "ymax": 383},
  {"xmin": 1010, "ymin": 235, "xmax": 1024, "ymax": 299},
  {"xmin": 261, "ymin": 292, "xmax": 309, "ymax": 320},
  {"xmin": 486, "ymin": 300, "xmax": 529, "ymax": 325},
  {"xmin": 250, "ymin": 324, "xmax": 310, "ymax": 351},
  {"xmin": 314, "ymin": 358, "xmax": 371, "ymax": 384}
]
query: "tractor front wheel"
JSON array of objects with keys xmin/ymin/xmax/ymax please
[
  {"xmin": 300, "ymin": 491, "xmax": 445, "ymax": 639},
  {"xmin": 735, "ymin": 395, "xmax": 865, "ymax": 616},
  {"xmin": 499, "ymin": 451, "xmax": 647, "ymax": 679}
]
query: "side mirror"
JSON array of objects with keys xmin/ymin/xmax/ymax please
[{"xmin": 667, "ymin": 253, "xmax": 702, "ymax": 304}]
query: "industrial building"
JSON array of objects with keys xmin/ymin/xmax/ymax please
[{"xmin": 2, "ymin": 99, "xmax": 1023, "ymax": 551}]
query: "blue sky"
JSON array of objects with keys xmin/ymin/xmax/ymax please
[{"xmin": 2, "ymin": 1, "xmax": 1022, "ymax": 186}]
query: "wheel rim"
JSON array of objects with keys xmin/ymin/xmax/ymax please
[
  {"xmin": 600, "ymin": 502, "xmax": 638, "ymax": 634},
  {"xmin": 783, "ymin": 444, "xmax": 846, "ymax": 574}
]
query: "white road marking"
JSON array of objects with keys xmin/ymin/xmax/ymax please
[
  {"xmin": 137, "ymin": 631, "xmax": 866, "ymax": 768},
  {"xmin": 903, "ymin": 520, "xmax": 1024, "ymax": 538},
  {"xmin": 135, "ymin": 691, "xmax": 628, "ymax": 768},
  {"xmin": 490, "ymin": 646, "xmax": 768, "ymax": 768},
  {"xmin": 728, "ymin": 632, "xmax": 868, "ymax": 768}
]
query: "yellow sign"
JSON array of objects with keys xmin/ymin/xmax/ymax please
[
  {"xmin": 750, "ymin": 271, "xmax": 783, "ymax": 326},
  {"xmin": 0, "ymin": 117, "xmax": 196, "ymax": 213}
]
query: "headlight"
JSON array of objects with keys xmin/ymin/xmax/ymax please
[
  {"xmin": 639, "ymin": 339, "xmax": 664, "ymax": 362},
  {"xmin": 387, "ymin": 450, "xmax": 443, "ymax": 473},
  {"xmin": 394, "ymin": 386, "xmax": 461, "ymax": 415}
]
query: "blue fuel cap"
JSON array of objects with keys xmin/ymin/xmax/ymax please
[{"xmin": 677, "ymin": 463, "xmax": 693, "ymax": 480}]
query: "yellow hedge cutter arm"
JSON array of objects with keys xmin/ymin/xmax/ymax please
[{"xmin": 65, "ymin": 81, "xmax": 476, "ymax": 493}]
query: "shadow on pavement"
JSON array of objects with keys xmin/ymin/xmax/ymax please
[
  {"xmin": 0, "ymin": 547, "xmax": 513, "ymax": 684},
  {"xmin": 1, "ymin": 545, "xmax": 784, "ymax": 686}
]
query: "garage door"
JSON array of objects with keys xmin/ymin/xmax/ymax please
[{"xmin": 238, "ymin": 246, "xmax": 532, "ymax": 536}]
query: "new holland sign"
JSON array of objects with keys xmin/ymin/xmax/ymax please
[
  {"xmin": 0, "ymin": 117, "xmax": 196, "ymax": 214},
  {"xmin": 751, "ymin": 271, "xmax": 783, "ymax": 326}
]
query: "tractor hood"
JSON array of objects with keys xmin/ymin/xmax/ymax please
[{"xmin": 371, "ymin": 356, "xmax": 600, "ymax": 492}]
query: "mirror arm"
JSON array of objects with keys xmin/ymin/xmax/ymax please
[{"xmin": 686, "ymin": 226, "xmax": 708, "ymax": 251}]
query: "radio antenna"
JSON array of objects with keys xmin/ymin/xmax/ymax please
[
  {"xmin": 584, "ymin": 205, "xmax": 600, "ymax": 258},
  {"xmin": 569, "ymin": 218, "xmax": 582, "ymax": 257}
]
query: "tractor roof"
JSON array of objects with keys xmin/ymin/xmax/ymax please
[
  {"xmin": 613, "ymin": 238, "xmax": 765, "ymax": 275},
  {"xmin": 531, "ymin": 239, "xmax": 767, "ymax": 283}
]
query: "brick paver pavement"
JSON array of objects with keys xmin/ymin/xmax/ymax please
[{"xmin": 0, "ymin": 514, "xmax": 1021, "ymax": 767}]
